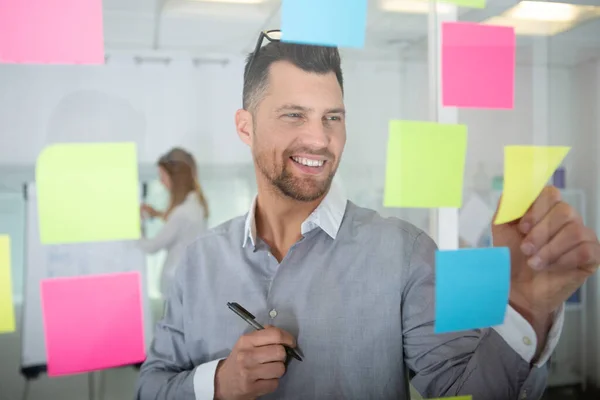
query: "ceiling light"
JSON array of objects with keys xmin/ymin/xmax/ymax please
[
  {"xmin": 483, "ymin": 1, "xmax": 600, "ymax": 36},
  {"xmin": 380, "ymin": 0, "xmax": 454, "ymax": 14}
]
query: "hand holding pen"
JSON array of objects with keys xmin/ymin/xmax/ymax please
[
  {"xmin": 227, "ymin": 302, "xmax": 303, "ymax": 361},
  {"xmin": 214, "ymin": 302, "xmax": 302, "ymax": 400}
]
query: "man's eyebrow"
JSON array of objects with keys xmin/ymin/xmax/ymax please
[
  {"xmin": 274, "ymin": 104, "xmax": 346, "ymax": 115},
  {"xmin": 274, "ymin": 104, "xmax": 313, "ymax": 113},
  {"xmin": 325, "ymin": 107, "xmax": 346, "ymax": 115}
]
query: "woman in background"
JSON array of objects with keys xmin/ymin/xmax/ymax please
[{"xmin": 139, "ymin": 147, "xmax": 209, "ymax": 299}]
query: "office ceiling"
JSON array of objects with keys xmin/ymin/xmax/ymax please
[{"xmin": 101, "ymin": 0, "xmax": 600, "ymax": 66}]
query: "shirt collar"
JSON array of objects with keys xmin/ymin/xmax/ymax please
[{"xmin": 242, "ymin": 182, "xmax": 348, "ymax": 248}]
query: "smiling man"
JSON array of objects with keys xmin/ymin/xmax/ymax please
[{"xmin": 136, "ymin": 30, "xmax": 600, "ymax": 400}]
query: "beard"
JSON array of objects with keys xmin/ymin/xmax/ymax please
[{"xmin": 255, "ymin": 146, "xmax": 337, "ymax": 202}]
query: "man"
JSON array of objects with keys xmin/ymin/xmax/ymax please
[{"xmin": 137, "ymin": 30, "xmax": 600, "ymax": 400}]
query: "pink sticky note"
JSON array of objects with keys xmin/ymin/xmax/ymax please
[
  {"xmin": 442, "ymin": 22, "xmax": 515, "ymax": 109},
  {"xmin": 41, "ymin": 272, "xmax": 145, "ymax": 376},
  {"xmin": 0, "ymin": 0, "xmax": 104, "ymax": 64}
]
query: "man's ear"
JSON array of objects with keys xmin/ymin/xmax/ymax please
[{"xmin": 235, "ymin": 109, "xmax": 253, "ymax": 147}]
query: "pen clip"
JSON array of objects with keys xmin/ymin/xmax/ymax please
[{"xmin": 227, "ymin": 302, "xmax": 256, "ymax": 320}]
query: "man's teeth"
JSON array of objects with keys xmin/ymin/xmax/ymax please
[{"xmin": 292, "ymin": 157, "xmax": 324, "ymax": 167}]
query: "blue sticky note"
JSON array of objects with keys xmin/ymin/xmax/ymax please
[
  {"xmin": 281, "ymin": 0, "xmax": 368, "ymax": 48},
  {"xmin": 434, "ymin": 247, "xmax": 510, "ymax": 334}
]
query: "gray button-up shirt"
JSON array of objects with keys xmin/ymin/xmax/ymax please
[{"xmin": 137, "ymin": 188, "xmax": 549, "ymax": 400}]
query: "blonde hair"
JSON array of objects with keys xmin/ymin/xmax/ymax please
[{"xmin": 158, "ymin": 148, "xmax": 209, "ymax": 220}]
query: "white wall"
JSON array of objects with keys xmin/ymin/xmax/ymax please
[
  {"xmin": 0, "ymin": 55, "xmax": 574, "ymax": 175},
  {"xmin": 0, "ymin": 55, "xmax": 248, "ymax": 166}
]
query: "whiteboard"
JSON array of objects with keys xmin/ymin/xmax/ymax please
[{"xmin": 21, "ymin": 183, "xmax": 153, "ymax": 373}]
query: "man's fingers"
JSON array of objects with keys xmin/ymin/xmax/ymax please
[
  {"xmin": 521, "ymin": 202, "xmax": 580, "ymax": 257},
  {"xmin": 528, "ymin": 223, "xmax": 597, "ymax": 270},
  {"xmin": 248, "ymin": 361, "xmax": 286, "ymax": 381},
  {"xmin": 244, "ymin": 326, "xmax": 297, "ymax": 349},
  {"xmin": 238, "ymin": 345, "xmax": 288, "ymax": 367},
  {"xmin": 547, "ymin": 241, "xmax": 600, "ymax": 272},
  {"xmin": 518, "ymin": 186, "xmax": 562, "ymax": 234},
  {"xmin": 252, "ymin": 378, "xmax": 280, "ymax": 398}
]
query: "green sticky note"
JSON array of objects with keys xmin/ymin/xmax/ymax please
[
  {"xmin": 36, "ymin": 142, "xmax": 141, "ymax": 244},
  {"xmin": 384, "ymin": 120, "xmax": 467, "ymax": 208},
  {"xmin": 441, "ymin": 0, "xmax": 485, "ymax": 8}
]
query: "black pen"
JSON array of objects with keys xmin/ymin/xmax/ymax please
[{"xmin": 227, "ymin": 302, "xmax": 303, "ymax": 362}]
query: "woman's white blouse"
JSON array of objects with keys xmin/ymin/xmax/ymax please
[{"xmin": 139, "ymin": 192, "xmax": 206, "ymax": 297}]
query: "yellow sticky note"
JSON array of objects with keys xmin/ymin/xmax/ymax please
[
  {"xmin": 441, "ymin": 0, "xmax": 485, "ymax": 8},
  {"xmin": 494, "ymin": 145, "xmax": 570, "ymax": 225},
  {"xmin": 0, "ymin": 235, "xmax": 15, "ymax": 333},
  {"xmin": 384, "ymin": 120, "xmax": 467, "ymax": 208},
  {"xmin": 36, "ymin": 142, "xmax": 141, "ymax": 244},
  {"xmin": 427, "ymin": 396, "xmax": 472, "ymax": 400}
]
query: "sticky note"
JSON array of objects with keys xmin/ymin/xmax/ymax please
[
  {"xmin": 0, "ymin": 0, "xmax": 104, "ymax": 64},
  {"xmin": 41, "ymin": 272, "xmax": 145, "ymax": 376},
  {"xmin": 435, "ymin": 247, "xmax": 510, "ymax": 333},
  {"xmin": 442, "ymin": 22, "xmax": 515, "ymax": 109},
  {"xmin": 384, "ymin": 121, "xmax": 467, "ymax": 208},
  {"xmin": 281, "ymin": 0, "xmax": 368, "ymax": 48},
  {"xmin": 440, "ymin": 0, "xmax": 484, "ymax": 7},
  {"xmin": 494, "ymin": 146, "xmax": 570, "ymax": 225},
  {"xmin": 36, "ymin": 142, "xmax": 141, "ymax": 244},
  {"xmin": 459, "ymin": 195, "xmax": 494, "ymax": 246},
  {"xmin": 0, "ymin": 236, "xmax": 15, "ymax": 333}
]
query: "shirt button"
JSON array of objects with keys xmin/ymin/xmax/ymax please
[
  {"xmin": 520, "ymin": 389, "xmax": 527, "ymax": 399},
  {"xmin": 523, "ymin": 336, "xmax": 532, "ymax": 346},
  {"xmin": 269, "ymin": 309, "xmax": 277, "ymax": 318}
]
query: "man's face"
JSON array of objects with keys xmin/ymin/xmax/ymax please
[{"xmin": 242, "ymin": 61, "xmax": 346, "ymax": 202}]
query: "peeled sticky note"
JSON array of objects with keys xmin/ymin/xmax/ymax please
[
  {"xmin": 442, "ymin": 22, "xmax": 515, "ymax": 109},
  {"xmin": 435, "ymin": 247, "xmax": 510, "ymax": 333},
  {"xmin": 0, "ymin": 236, "xmax": 15, "ymax": 333},
  {"xmin": 0, "ymin": 0, "xmax": 104, "ymax": 64},
  {"xmin": 495, "ymin": 146, "xmax": 570, "ymax": 225},
  {"xmin": 41, "ymin": 272, "xmax": 146, "ymax": 376},
  {"xmin": 36, "ymin": 142, "xmax": 141, "ymax": 244},
  {"xmin": 384, "ymin": 121, "xmax": 467, "ymax": 208},
  {"xmin": 281, "ymin": 0, "xmax": 368, "ymax": 48}
]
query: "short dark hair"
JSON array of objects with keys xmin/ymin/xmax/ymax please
[{"xmin": 242, "ymin": 42, "xmax": 344, "ymax": 112}]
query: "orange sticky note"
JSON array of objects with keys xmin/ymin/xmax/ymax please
[
  {"xmin": 41, "ymin": 272, "xmax": 146, "ymax": 376},
  {"xmin": 0, "ymin": 0, "xmax": 104, "ymax": 64}
]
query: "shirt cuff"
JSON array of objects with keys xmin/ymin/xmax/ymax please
[
  {"xmin": 492, "ymin": 303, "xmax": 565, "ymax": 367},
  {"xmin": 193, "ymin": 358, "xmax": 224, "ymax": 400}
]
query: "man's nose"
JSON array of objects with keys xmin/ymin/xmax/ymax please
[{"xmin": 303, "ymin": 119, "xmax": 329, "ymax": 148}]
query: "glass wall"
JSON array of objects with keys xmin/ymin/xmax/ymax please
[
  {"xmin": 1, "ymin": 1, "xmax": 599, "ymax": 399},
  {"xmin": 456, "ymin": 6, "xmax": 600, "ymax": 397}
]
